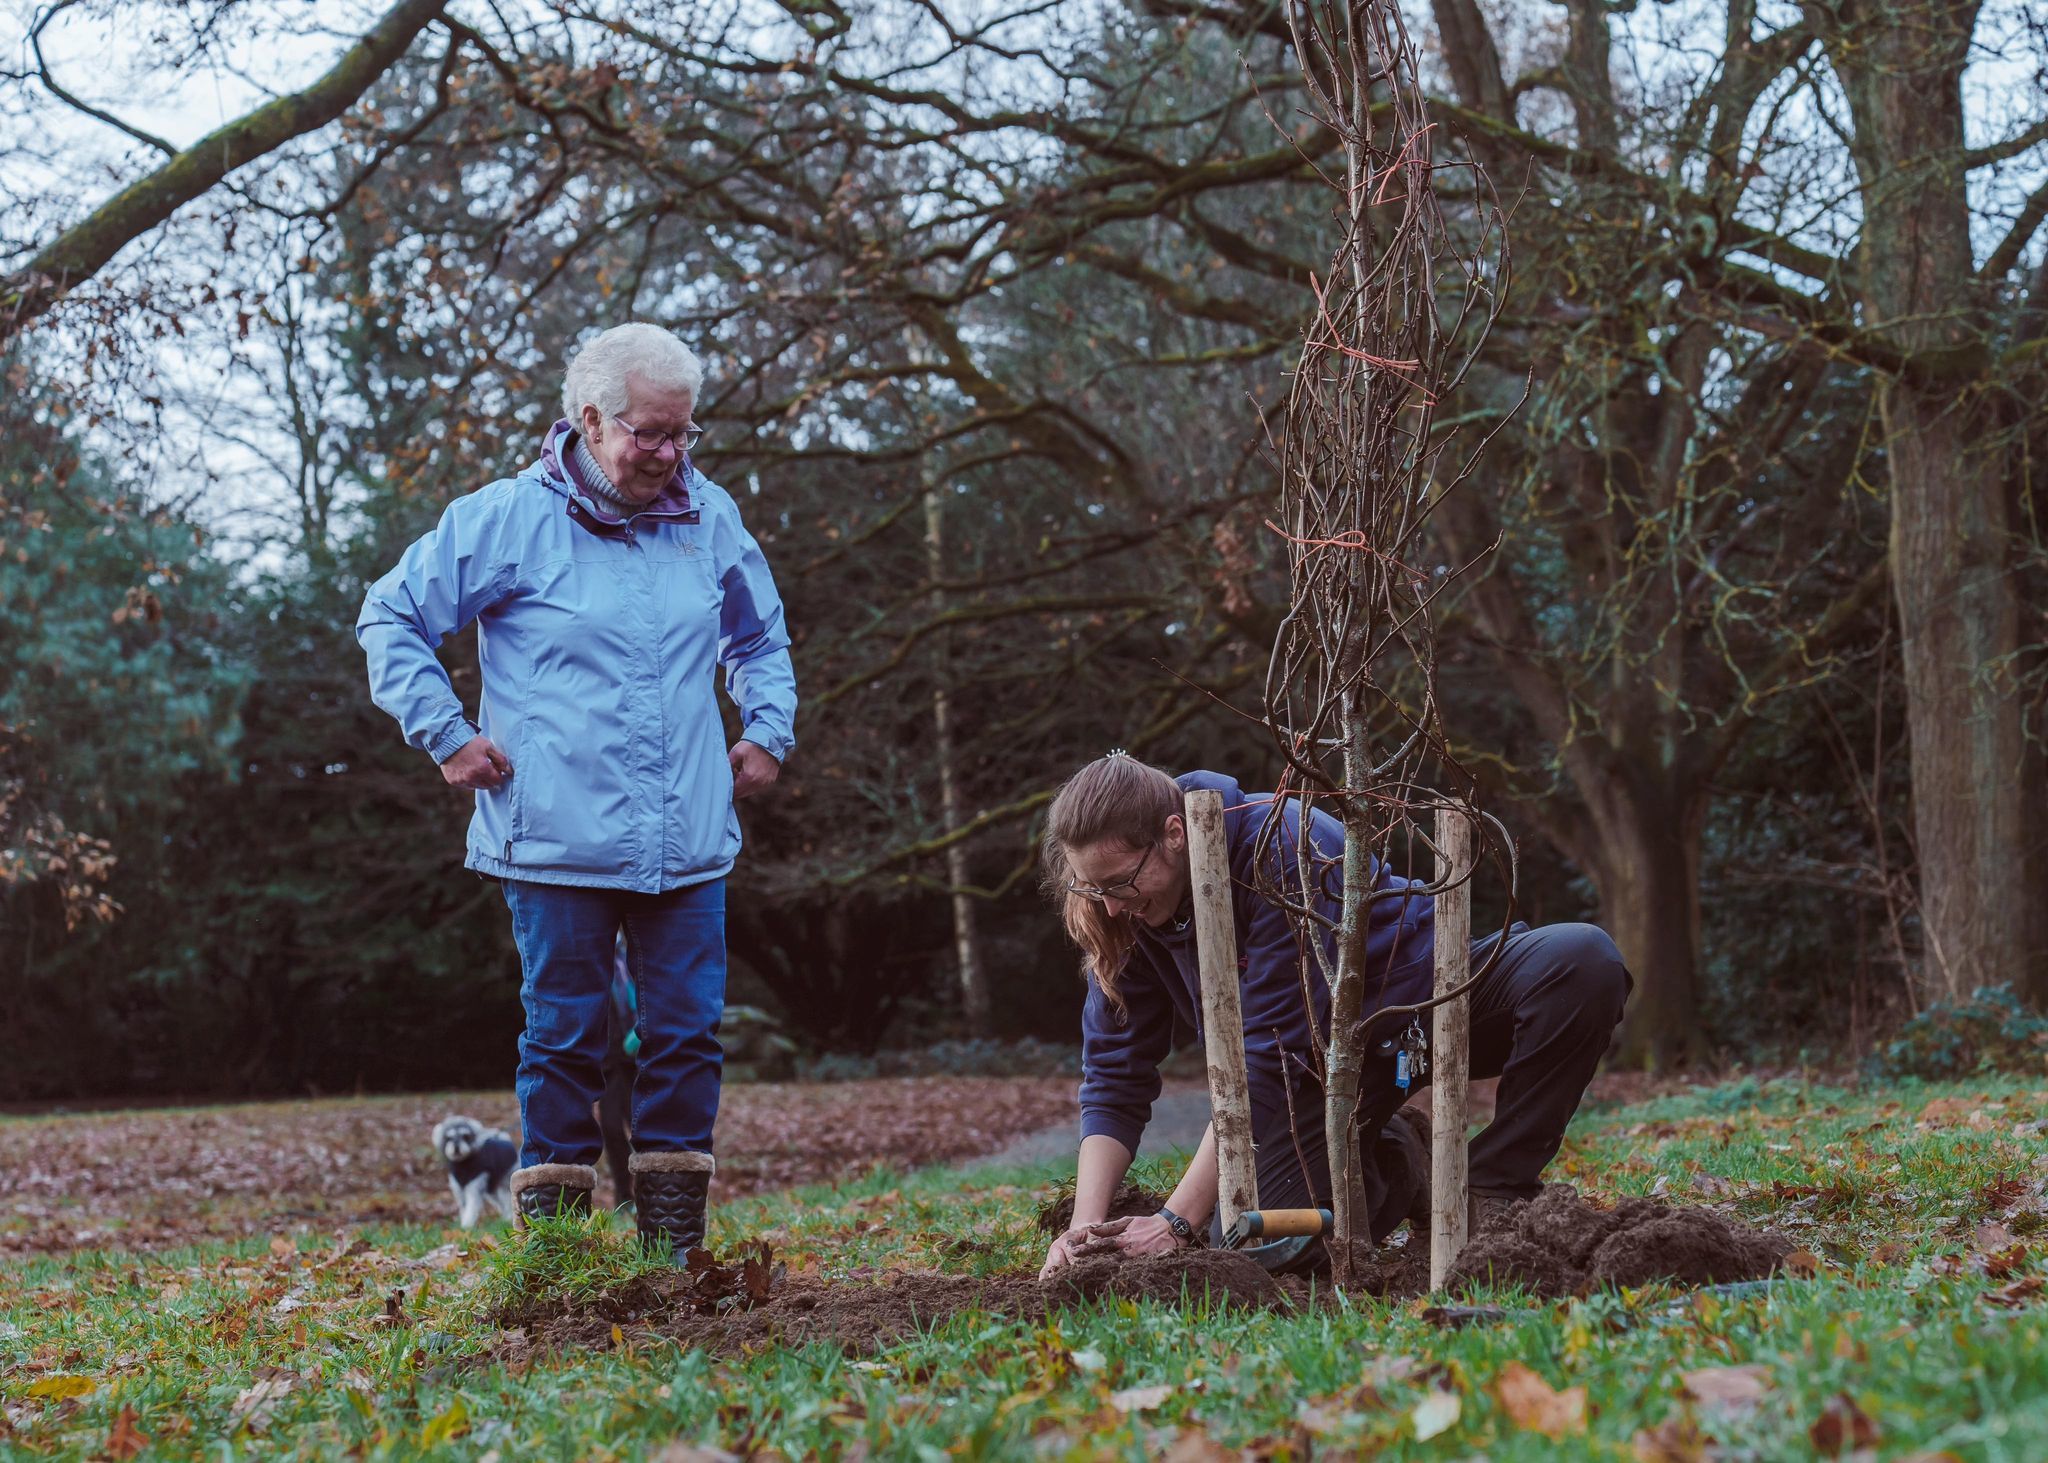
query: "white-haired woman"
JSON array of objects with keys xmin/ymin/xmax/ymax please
[{"xmin": 357, "ymin": 323, "xmax": 797, "ymax": 1258}]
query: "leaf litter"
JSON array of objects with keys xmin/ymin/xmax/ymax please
[{"xmin": 0, "ymin": 1078, "xmax": 1078, "ymax": 1254}]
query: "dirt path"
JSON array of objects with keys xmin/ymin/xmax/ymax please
[
  {"xmin": 0, "ymin": 1077, "xmax": 1078, "ymax": 1256},
  {"xmin": 970, "ymin": 1083, "xmax": 1212, "ymax": 1169}
]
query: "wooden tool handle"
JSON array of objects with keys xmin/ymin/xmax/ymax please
[{"xmin": 1240, "ymin": 1208, "xmax": 1329, "ymax": 1239}]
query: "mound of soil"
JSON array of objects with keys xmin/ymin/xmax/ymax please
[
  {"xmin": 1443, "ymin": 1185, "xmax": 1793, "ymax": 1298},
  {"xmin": 1047, "ymin": 1248, "xmax": 1286, "ymax": 1309}
]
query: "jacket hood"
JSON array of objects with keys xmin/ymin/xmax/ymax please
[{"xmin": 536, "ymin": 418, "xmax": 698, "ymax": 521}]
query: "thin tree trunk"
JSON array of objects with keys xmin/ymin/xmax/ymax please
[
  {"xmin": 1186, "ymin": 789, "xmax": 1258, "ymax": 1233},
  {"xmin": 1428, "ymin": 805, "xmax": 1472, "ymax": 1290},
  {"xmin": 1323, "ymin": 706, "xmax": 1375, "ymax": 1273},
  {"xmin": 924, "ymin": 482, "xmax": 991, "ymax": 1036}
]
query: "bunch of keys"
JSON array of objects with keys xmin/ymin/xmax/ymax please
[{"xmin": 1393, "ymin": 1018, "xmax": 1430, "ymax": 1092}]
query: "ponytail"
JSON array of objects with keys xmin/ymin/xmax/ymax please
[{"xmin": 1039, "ymin": 753, "xmax": 1182, "ymax": 1016}]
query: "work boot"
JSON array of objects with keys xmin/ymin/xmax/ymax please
[
  {"xmin": 1468, "ymin": 1189, "xmax": 1523, "ymax": 1236},
  {"xmin": 509, "ymin": 1163, "xmax": 597, "ymax": 1226},
  {"xmin": 1390, "ymin": 1107, "xmax": 1520, "ymax": 1242},
  {"xmin": 630, "ymin": 1151, "xmax": 715, "ymax": 1262},
  {"xmin": 1392, "ymin": 1104, "xmax": 1435, "ymax": 1237}
]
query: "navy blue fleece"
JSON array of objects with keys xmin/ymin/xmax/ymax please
[{"xmin": 1076, "ymin": 770, "xmax": 1436, "ymax": 1154}]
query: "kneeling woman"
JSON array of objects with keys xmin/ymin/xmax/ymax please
[{"xmin": 1038, "ymin": 754, "xmax": 1630, "ymax": 1277}]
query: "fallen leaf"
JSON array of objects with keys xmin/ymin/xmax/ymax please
[
  {"xmin": 1779, "ymin": 1247, "xmax": 1823, "ymax": 1277},
  {"xmin": 1493, "ymin": 1361, "xmax": 1587, "ymax": 1438},
  {"xmin": 1974, "ymin": 1221, "xmax": 2015, "ymax": 1252},
  {"xmin": 418, "ymin": 1398, "xmax": 469, "ymax": 1447},
  {"xmin": 652, "ymin": 1446, "xmax": 740, "ymax": 1463},
  {"xmin": 1633, "ymin": 1414, "xmax": 1712, "ymax": 1463},
  {"xmin": 1069, "ymin": 1346, "xmax": 1107, "ymax": 1372},
  {"xmin": 1157, "ymin": 1428, "xmax": 1236, "ymax": 1463},
  {"xmin": 1916, "ymin": 1096, "xmax": 1980, "ymax": 1127},
  {"xmin": 1109, "ymin": 1384, "xmax": 1174, "ymax": 1413},
  {"xmin": 1681, "ymin": 1363, "xmax": 1772, "ymax": 1417},
  {"xmin": 1983, "ymin": 1274, "xmax": 2045, "ymax": 1308},
  {"xmin": 1808, "ymin": 1392, "xmax": 1880, "ymax": 1456},
  {"xmin": 1295, "ymin": 1400, "xmax": 1345, "ymax": 1435},
  {"xmin": 1982, "ymin": 1245, "xmax": 2031, "ymax": 1280},
  {"xmin": 1410, "ymin": 1389, "xmax": 1461, "ymax": 1441},
  {"xmin": 25, "ymin": 1376, "xmax": 95, "ymax": 1400},
  {"xmin": 229, "ymin": 1374, "xmax": 297, "ymax": 1432},
  {"xmin": 104, "ymin": 1405, "xmax": 149, "ymax": 1459}
]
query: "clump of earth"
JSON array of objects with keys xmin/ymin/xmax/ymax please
[{"xmin": 1439, "ymin": 1184, "xmax": 1795, "ymax": 1298}]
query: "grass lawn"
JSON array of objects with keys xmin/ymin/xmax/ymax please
[{"xmin": 2, "ymin": 1073, "xmax": 2045, "ymax": 1459}]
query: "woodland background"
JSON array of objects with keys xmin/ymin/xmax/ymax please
[{"xmin": 3, "ymin": 0, "xmax": 2044, "ymax": 1098}]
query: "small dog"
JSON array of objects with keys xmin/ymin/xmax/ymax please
[{"xmin": 431, "ymin": 1115, "xmax": 518, "ymax": 1228}]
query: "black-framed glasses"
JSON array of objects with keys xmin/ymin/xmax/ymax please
[
  {"xmin": 1067, "ymin": 842, "xmax": 1157, "ymax": 905},
  {"xmin": 613, "ymin": 414, "xmax": 704, "ymax": 455}
]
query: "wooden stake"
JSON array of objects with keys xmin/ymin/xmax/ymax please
[
  {"xmin": 1184, "ymin": 788, "xmax": 1257, "ymax": 1233},
  {"xmin": 1429, "ymin": 803, "xmax": 1473, "ymax": 1290}
]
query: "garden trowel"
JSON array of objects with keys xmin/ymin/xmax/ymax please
[{"xmin": 1222, "ymin": 1207, "xmax": 1333, "ymax": 1271}]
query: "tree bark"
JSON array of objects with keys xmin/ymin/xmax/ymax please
[
  {"xmin": 1581, "ymin": 776, "xmax": 1708, "ymax": 1067},
  {"xmin": 1808, "ymin": 0, "xmax": 2048, "ymax": 1003},
  {"xmin": 1186, "ymin": 789, "xmax": 1258, "ymax": 1233},
  {"xmin": 923, "ymin": 482, "xmax": 991, "ymax": 1036},
  {"xmin": 1428, "ymin": 804, "xmax": 1472, "ymax": 1290}
]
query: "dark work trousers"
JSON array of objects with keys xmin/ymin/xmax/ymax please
[{"xmin": 1227, "ymin": 922, "xmax": 1631, "ymax": 1244}]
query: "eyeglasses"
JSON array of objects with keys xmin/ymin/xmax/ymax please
[
  {"xmin": 1067, "ymin": 842, "xmax": 1157, "ymax": 905},
  {"xmin": 612, "ymin": 414, "xmax": 704, "ymax": 455}
]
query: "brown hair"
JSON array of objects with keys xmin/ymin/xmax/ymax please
[{"xmin": 1039, "ymin": 753, "xmax": 1183, "ymax": 1014}]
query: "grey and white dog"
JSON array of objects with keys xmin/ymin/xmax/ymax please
[{"xmin": 430, "ymin": 1115, "xmax": 519, "ymax": 1228}]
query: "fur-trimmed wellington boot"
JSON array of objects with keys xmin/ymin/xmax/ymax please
[
  {"xmin": 509, "ymin": 1163, "xmax": 597, "ymax": 1226},
  {"xmin": 629, "ymin": 1151, "xmax": 715, "ymax": 1262}
]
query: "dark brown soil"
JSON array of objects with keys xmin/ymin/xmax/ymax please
[
  {"xmin": 496, "ymin": 1248, "xmax": 1292, "ymax": 1359},
  {"xmin": 494, "ymin": 1186, "xmax": 1792, "ymax": 1361},
  {"xmin": 1441, "ymin": 1185, "xmax": 1794, "ymax": 1298}
]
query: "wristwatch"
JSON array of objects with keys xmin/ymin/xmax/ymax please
[{"xmin": 1156, "ymin": 1205, "xmax": 1203, "ymax": 1247}]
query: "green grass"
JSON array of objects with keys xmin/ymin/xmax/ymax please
[{"xmin": 3, "ymin": 1075, "xmax": 2045, "ymax": 1459}]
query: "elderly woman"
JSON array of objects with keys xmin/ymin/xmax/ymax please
[
  {"xmin": 1037, "ymin": 753, "xmax": 1630, "ymax": 1277},
  {"xmin": 357, "ymin": 322, "xmax": 795, "ymax": 1259}
]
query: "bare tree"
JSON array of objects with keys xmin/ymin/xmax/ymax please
[{"xmin": 1253, "ymin": 0, "xmax": 1513, "ymax": 1263}]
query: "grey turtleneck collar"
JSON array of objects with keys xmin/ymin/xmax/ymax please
[{"xmin": 573, "ymin": 438, "xmax": 638, "ymax": 518}]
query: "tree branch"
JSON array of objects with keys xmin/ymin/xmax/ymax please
[{"xmin": 3, "ymin": 0, "xmax": 449, "ymax": 340}]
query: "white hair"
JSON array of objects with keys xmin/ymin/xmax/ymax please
[{"xmin": 561, "ymin": 322, "xmax": 705, "ymax": 421}]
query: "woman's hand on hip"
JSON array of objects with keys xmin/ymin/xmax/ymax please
[
  {"xmin": 730, "ymin": 740, "xmax": 780, "ymax": 799},
  {"xmin": 442, "ymin": 736, "xmax": 513, "ymax": 790}
]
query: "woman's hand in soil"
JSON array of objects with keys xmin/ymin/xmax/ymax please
[
  {"xmin": 1095, "ymin": 1213, "xmax": 1183, "ymax": 1258},
  {"xmin": 1040, "ymin": 1224, "xmax": 1102, "ymax": 1279}
]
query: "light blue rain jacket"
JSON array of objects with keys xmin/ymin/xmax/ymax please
[{"xmin": 356, "ymin": 421, "xmax": 797, "ymax": 891}]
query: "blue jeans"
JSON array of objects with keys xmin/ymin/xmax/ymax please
[{"xmin": 502, "ymin": 878, "xmax": 727, "ymax": 1168}]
